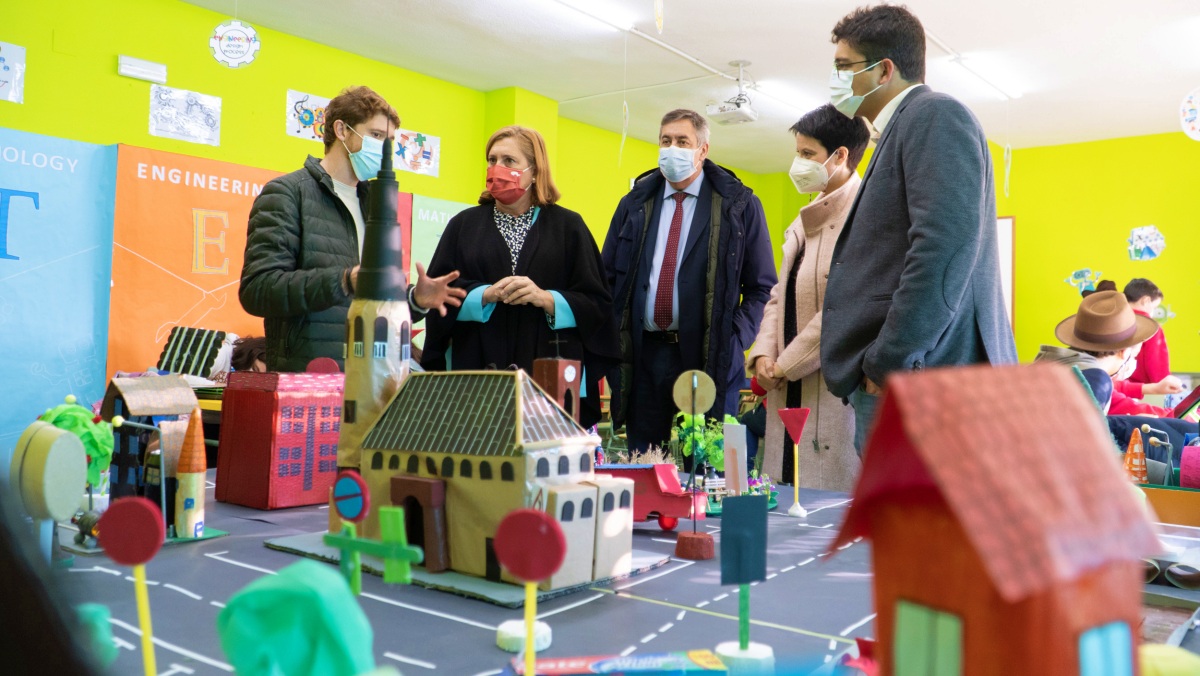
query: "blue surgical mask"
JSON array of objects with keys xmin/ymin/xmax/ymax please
[
  {"xmin": 342, "ymin": 125, "xmax": 384, "ymax": 182},
  {"xmin": 829, "ymin": 62, "xmax": 884, "ymax": 118},
  {"xmin": 658, "ymin": 146, "xmax": 698, "ymax": 183}
]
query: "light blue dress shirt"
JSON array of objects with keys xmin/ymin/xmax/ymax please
[{"xmin": 644, "ymin": 172, "xmax": 704, "ymax": 331}]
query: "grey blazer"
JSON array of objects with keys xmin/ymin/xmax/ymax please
[{"xmin": 820, "ymin": 86, "xmax": 1018, "ymax": 398}]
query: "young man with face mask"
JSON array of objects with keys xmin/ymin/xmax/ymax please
[
  {"xmin": 819, "ymin": 5, "xmax": 1017, "ymax": 455},
  {"xmin": 602, "ymin": 109, "xmax": 777, "ymax": 455},
  {"xmin": 240, "ymin": 86, "xmax": 464, "ymax": 372},
  {"xmin": 747, "ymin": 104, "xmax": 870, "ymax": 492}
]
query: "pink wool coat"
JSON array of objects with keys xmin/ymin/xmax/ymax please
[{"xmin": 748, "ymin": 173, "xmax": 861, "ymax": 492}]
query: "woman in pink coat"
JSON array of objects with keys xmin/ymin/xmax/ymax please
[{"xmin": 748, "ymin": 105, "xmax": 870, "ymax": 492}]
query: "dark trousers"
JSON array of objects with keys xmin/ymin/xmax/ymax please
[
  {"xmin": 1108, "ymin": 415, "xmax": 1198, "ymax": 467},
  {"xmin": 626, "ymin": 335, "xmax": 684, "ymax": 455}
]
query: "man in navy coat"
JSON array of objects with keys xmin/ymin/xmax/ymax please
[
  {"xmin": 820, "ymin": 5, "xmax": 1018, "ymax": 454},
  {"xmin": 603, "ymin": 109, "xmax": 776, "ymax": 455}
]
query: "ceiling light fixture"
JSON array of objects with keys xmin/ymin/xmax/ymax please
[{"xmin": 926, "ymin": 31, "xmax": 1021, "ymax": 101}]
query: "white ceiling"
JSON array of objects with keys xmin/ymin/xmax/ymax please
[{"xmin": 185, "ymin": 0, "xmax": 1200, "ymax": 173}]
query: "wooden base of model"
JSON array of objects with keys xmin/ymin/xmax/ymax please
[{"xmin": 674, "ymin": 531, "xmax": 715, "ymax": 560}]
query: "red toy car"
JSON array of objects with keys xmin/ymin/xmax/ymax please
[{"xmin": 595, "ymin": 464, "xmax": 707, "ymax": 531}]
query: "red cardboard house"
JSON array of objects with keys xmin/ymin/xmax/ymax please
[
  {"xmin": 216, "ymin": 370, "xmax": 344, "ymax": 509},
  {"xmin": 830, "ymin": 364, "xmax": 1160, "ymax": 676}
]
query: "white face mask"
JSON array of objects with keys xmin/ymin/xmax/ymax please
[
  {"xmin": 659, "ymin": 146, "xmax": 699, "ymax": 183},
  {"xmin": 1115, "ymin": 354, "xmax": 1138, "ymax": 382},
  {"xmin": 829, "ymin": 62, "xmax": 883, "ymax": 118},
  {"xmin": 788, "ymin": 152, "xmax": 840, "ymax": 194}
]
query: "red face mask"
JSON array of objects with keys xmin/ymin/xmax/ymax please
[{"xmin": 486, "ymin": 165, "xmax": 528, "ymax": 205}]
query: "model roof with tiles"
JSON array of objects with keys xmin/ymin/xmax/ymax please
[
  {"xmin": 101, "ymin": 375, "xmax": 199, "ymax": 418},
  {"xmin": 830, "ymin": 363, "xmax": 1161, "ymax": 603},
  {"xmin": 361, "ymin": 370, "xmax": 591, "ymax": 457}
]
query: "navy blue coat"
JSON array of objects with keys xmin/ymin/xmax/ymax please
[{"xmin": 601, "ymin": 160, "xmax": 777, "ymax": 425}]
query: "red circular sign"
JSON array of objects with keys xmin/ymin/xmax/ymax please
[
  {"xmin": 332, "ymin": 471, "xmax": 370, "ymax": 523},
  {"xmin": 98, "ymin": 498, "xmax": 165, "ymax": 566},
  {"xmin": 494, "ymin": 509, "xmax": 566, "ymax": 582}
]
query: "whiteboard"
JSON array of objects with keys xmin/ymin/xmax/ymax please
[{"xmin": 997, "ymin": 216, "xmax": 1014, "ymax": 329}]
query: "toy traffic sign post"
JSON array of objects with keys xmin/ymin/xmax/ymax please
[
  {"xmin": 323, "ymin": 470, "xmax": 423, "ymax": 595},
  {"xmin": 673, "ymin": 370, "xmax": 716, "ymax": 561},
  {"xmin": 776, "ymin": 408, "xmax": 811, "ymax": 517},
  {"xmin": 98, "ymin": 497, "xmax": 165, "ymax": 676},
  {"xmin": 10, "ymin": 420, "xmax": 89, "ymax": 562},
  {"xmin": 494, "ymin": 509, "xmax": 567, "ymax": 674},
  {"xmin": 715, "ymin": 494, "xmax": 774, "ymax": 675}
]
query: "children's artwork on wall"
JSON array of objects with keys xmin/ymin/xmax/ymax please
[
  {"xmin": 209, "ymin": 20, "xmax": 261, "ymax": 68},
  {"xmin": 0, "ymin": 127, "xmax": 116, "ymax": 450},
  {"xmin": 394, "ymin": 128, "xmax": 441, "ymax": 177},
  {"xmin": 149, "ymin": 85, "xmax": 222, "ymax": 147},
  {"xmin": 1182, "ymin": 88, "xmax": 1200, "ymax": 141},
  {"xmin": 1128, "ymin": 225, "xmax": 1166, "ymax": 261},
  {"xmin": 286, "ymin": 90, "xmax": 329, "ymax": 142},
  {"xmin": 1064, "ymin": 267, "xmax": 1102, "ymax": 293},
  {"xmin": 0, "ymin": 41, "xmax": 26, "ymax": 104},
  {"xmin": 107, "ymin": 145, "xmax": 281, "ymax": 377}
]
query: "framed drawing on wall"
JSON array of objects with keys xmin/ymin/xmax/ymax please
[{"xmin": 997, "ymin": 216, "xmax": 1015, "ymax": 331}]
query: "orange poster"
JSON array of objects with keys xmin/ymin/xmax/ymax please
[{"xmin": 108, "ymin": 145, "xmax": 281, "ymax": 377}]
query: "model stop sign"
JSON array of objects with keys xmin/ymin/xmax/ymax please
[
  {"xmin": 332, "ymin": 471, "xmax": 370, "ymax": 523},
  {"xmin": 98, "ymin": 498, "xmax": 165, "ymax": 566},
  {"xmin": 494, "ymin": 509, "xmax": 566, "ymax": 582}
]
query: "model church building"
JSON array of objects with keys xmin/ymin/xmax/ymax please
[{"xmin": 332, "ymin": 138, "xmax": 634, "ymax": 590}]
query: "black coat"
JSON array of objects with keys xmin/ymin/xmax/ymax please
[
  {"xmin": 421, "ymin": 202, "xmax": 619, "ymax": 427},
  {"xmin": 239, "ymin": 156, "xmax": 364, "ymax": 372}
]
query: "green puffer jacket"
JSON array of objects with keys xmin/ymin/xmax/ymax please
[{"xmin": 239, "ymin": 156, "xmax": 364, "ymax": 372}]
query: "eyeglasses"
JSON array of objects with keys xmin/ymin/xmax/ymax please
[{"xmin": 833, "ymin": 60, "xmax": 872, "ymax": 73}]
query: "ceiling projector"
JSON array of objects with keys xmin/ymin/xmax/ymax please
[{"xmin": 706, "ymin": 99, "xmax": 758, "ymax": 125}]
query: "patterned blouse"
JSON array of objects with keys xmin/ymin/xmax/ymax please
[{"xmin": 493, "ymin": 206, "xmax": 539, "ymax": 274}]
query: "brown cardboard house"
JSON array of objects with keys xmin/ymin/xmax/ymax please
[
  {"xmin": 830, "ymin": 364, "xmax": 1160, "ymax": 676},
  {"xmin": 100, "ymin": 375, "xmax": 198, "ymax": 499}
]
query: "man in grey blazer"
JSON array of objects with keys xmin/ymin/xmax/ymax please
[{"xmin": 820, "ymin": 5, "xmax": 1018, "ymax": 454}]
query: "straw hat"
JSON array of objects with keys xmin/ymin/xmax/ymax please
[{"xmin": 1055, "ymin": 290, "xmax": 1158, "ymax": 352}]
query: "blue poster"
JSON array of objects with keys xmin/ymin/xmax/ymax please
[{"xmin": 0, "ymin": 127, "xmax": 116, "ymax": 448}]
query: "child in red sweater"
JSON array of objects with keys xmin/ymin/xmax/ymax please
[{"xmin": 1112, "ymin": 278, "xmax": 1183, "ymax": 400}]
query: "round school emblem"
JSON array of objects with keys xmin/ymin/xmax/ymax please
[{"xmin": 210, "ymin": 20, "xmax": 261, "ymax": 68}]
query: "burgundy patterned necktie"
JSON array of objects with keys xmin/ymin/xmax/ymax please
[{"xmin": 653, "ymin": 193, "xmax": 688, "ymax": 331}]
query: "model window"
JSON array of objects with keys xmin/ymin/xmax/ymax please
[
  {"xmin": 407, "ymin": 455, "xmax": 419, "ymax": 474},
  {"xmin": 1078, "ymin": 622, "xmax": 1132, "ymax": 676},
  {"xmin": 580, "ymin": 454, "xmax": 591, "ymax": 472},
  {"xmin": 400, "ymin": 321, "xmax": 411, "ymax": 362},
  {"xmin": 426, "ymin": 456, "xmax": 437, "ymax": 476},
  {"xmin": 558, "ymin": 456, "xmax": 570, "ymax": 475},
  {"xmin": 371, "ymin": 452, "xmax": 383, "ymax": 470},
  {"xmin": 619, "ymin": 490, "xmax": 631, "ymax": 509},
  {"xmin": 373, "ymin": 317, "xmax": 388, "ymax": 358},
  {"xmin": 603, "ymin": 493, "xmax": 614, "ymax": 512},
  {"xmin": 353, "ymin": 316, "xmax": 365, "ymax": 357},
  {"xmin": 536, "ymin": 458, "xmax": 550, "ymax": 478},
  {"xmin": 561, "ymin": 501, "xmax": 574, "ymax": 522},
  {"xmin": 344, "ymin": 401, "xmax": 356, "ymax": 423},
  {"xmin": 581, "ymin": 498, "xmax": 594, "ymax": 519},
  {"xmin": 460, "ymin": 459, "xmax": 473, "ymax": 478},
  {"xmin": 893, "ymin": 600, "xmax": 963, "ymax": 676},
  {"xmin": 480, "ymin": 461, "xmax": 493, "ymax": 480},
  {"xmin": 441, "ymin": 457, "xmax": 454, "ymax": 478},
  {"xmin": 388, "ymin": 455, "xmax": 400, "ymax": 470},
  {"xmin": 501, "ymin": 462, "xmax": 514, "ymax": 481}
]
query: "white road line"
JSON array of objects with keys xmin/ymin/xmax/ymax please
[
  {"xmin": 696, "ymin": 600, "xmax": 710, "ymax": 608},
  {"xmin": 799, "ymin": 523, "xmax": 834, "ymax": 529},
  {"xmin": 361, "ymin": 592, "xmax": 497, "ymax": 630},
  {"xmin": 108, "ymin": 618, "xmax": 233, "ymax": 672},
  {"xmin": 828, "ymin": 639, "xmax": 838, "ymax": 650},
  {"xmin": 125, "ymin": 576, "xmax": 160, "ymax": 585},
  {"xmin": 205, "ymin": 481, "xmax": 216, "ymax": 489},
  {"xmin": 159, "ymin": 664, "xmax": 196, "ymax": 676},
  {"xmin": 210, "ymin": 601, "xmax": 226, "ymax": 609},
  {"xmin": 113, "ymin": 637, "xmax": 136, "ymax": 651},
  {"xmin": 470, "ymin": 671, "xmax": 503, "ymax": 676},
  {"xmin": 705, "ymin": 525, "xmax": 722, "ymax": 533},
  {"xmin": 712, "ymin": 593, "xmax": 729, "ymax": 602},
  {"xmin": 837, "ymin": 542, "xmax": 854, "ymax": 550},
  {"xmin": 651, "ymin": 538, "xmax": 676, "ymax": 544},
  {"xmin": 839, "ymin": 613, "xmax": 877, "ymax": 636},
  {"xmin": 537, "ymin": 593, "xmax": 604, "ymax": 619},
  {"xmin": 797, "ymin": 557, "xmax": 816, "ymax": 566},
  {"xmin": 750, "ymin": 581, "xmax": 760, "ymax": 586},
  {"xmin": 69, "ymin": 565, "xmax": 122, "ymax": 576},
  {"xmin": 658, "ymin": 622, "xmax": 675, "ymax": 633},
  {"xmin": 807, "ymin": 499, "xmax": 851, "ymax": 515},
  {"xmin": 676, "ymin": 610, "xmax": 687, "ymax": 621},
  {"xmin": 613, "ymin": 560, "xmax": 695, "ymax": 591},
  {"xmin": 781, "ymin": 566, "xmax": 796, "ymax": 573},
  {"xmin": 318, "ymin": 505, "xmax": 330, "ymax": 510},
  {"xmin": 620, "ymin": 646, "xmax": 638, "ymax": 657},
  {"xmin": 205, "ymin": 551, "xmax": 278, "ymax": 576},
  {"xmin": 640, "ymin": 633, "xmax": 658, "ymax": 644},
  {"xmin": 163, "ymin": 584, "xmax": 202, "ymax": 600},
  {"xmin": 384, "ymin": 652, "xmax": 436, "ymax": 670},
  {"xmin": 766, "ymin": 573, "xmax": 778, "ymax": 580}
]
